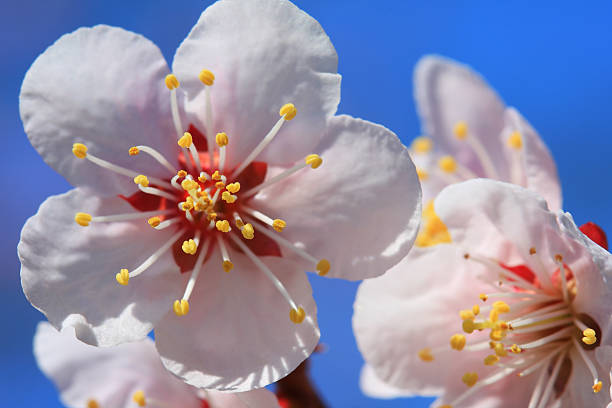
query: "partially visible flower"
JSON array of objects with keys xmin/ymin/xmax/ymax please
[
  {"xmin": 410, "ymin": 55, "xmax": 561, "ymax": 247},
  {"xmin": 354, "ymin": 179, "xmax": 612, "ymax": 407},
  {"xmin": 34, "ymin": 321, "xmax": 279, "ymax": 408},
  {"xmin": 19, "ymin": 0, "xmax": 421, "ymax": 391}
]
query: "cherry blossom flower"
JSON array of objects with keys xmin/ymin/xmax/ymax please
[
  {"xmin": 410, "ymin": 55, "xmax": 561, "ymax": 247},
  {"xmin": 18, "ymin": 0, "xmax": 421, "ymax": 391},
  {"xmin": 34, "ymin": 321, "xmax": 279, "ymax": 408},
  {"xmin": 354, "ymin": 179, "xmax": 612, "ymax": 407}
]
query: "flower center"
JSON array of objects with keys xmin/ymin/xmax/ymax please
[{"xmin": 71, "ymin": 70, "xmax": 330, "ymax": 324}]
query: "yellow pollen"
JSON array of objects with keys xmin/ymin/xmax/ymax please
[
  {"xmin": 215, "ymin": 181, "xmax": 226, "ymax": 190},
  {"xmin": 453, "ymin": 121, "xmax": 468, "ymax": 140},
  {"xmin": 215, "ymin": 132, "xmax": 228, "ymax": 147},
  {"xmin": 216, "ymin": 220, "xmax": 230, "ymax": 232},
  {"xmin": 583, "ymin": 328, "xmax": 596, "ymax": 338},
  {"xmin": 416, "ymin": 200, "xmax": 452, "ymax": 247},
  {"xmin": 593, "ymin": 381, "xmax": 603, "ymax": 393},
  {"xmin": 510, "ymin": 344, "xmax": 522, "ymax": 354},
  {"xmin": 177, "ymin": 170, "xmax": 187, "ymax": 178},
  {"xmin": 479, "ymin": 293, "xmax": 488, "ymax": 302},
  {"xmin": 410, "ymin": 136, "xmax": 433, "ymax": 154},
  {"xmin": 462, "ymin": 319, "xmax": 476, "ymax": 334},
  {"xmin": 489, "ymin": 329, "xmax": 506, "ymax": 341},
  {"xmin": 226, "ymin": 182, "xmax": 241, "ymax": 194},
  {"xmin": 279, "ymin": 103, "xmax": 297, "ymax": 120},
  {"xmin": 74, "ymin": 212, "xmax": 92, "ymax": 227},
  {"xmin": 241, "ymin": 223, "xmax": 255, "ymax": 239},
  {"xmin": 462, "ymin": 372, "xmax": 478, "ymax": 387},
  {"xmin": 235, "ymin": 218, "xmax": 245, "ymax": 228},
  {"xmin": 273, "ymin": 219, "xmax": 287, "ymax": 232},
  {"xmin": 289, "ymin": 306, "xmax": 305, "ymax": 324},
  {"xmin": 484, "ymin": 354, "xmax": 499, "ymax": 366},
  {"xmin": 492, "ymin": 301, "xmax": 510, "ymax": 314},
  {"xmin": 194, "ymin": 201, "xmax": 207, "ymax": 211},
  {"xmin": 212, "ymin": 170, "xmax": 222, "ymax": 181},
  {"xmin": 165, "ymin": 74, "xmax": 179, "ymax": 90},
  {"xmin": 418, "ymin": 348, "xmax": 434, "ymax": 362},
  {"xmin": 181, "ymin": 201, "xmax": 194, "ymax": 211},
  {"xmin": 439, "ymin": 406, "xmax": 453, "ymax": 408},
  {"xmin": 128, "ymin": 146, "xmax": 140, "ymax": 156},
  {"xmin": 133, "ymin": 174, "xmax": 149, "ymax": 187},
  {"xmin": 147, "ymin": 217, "xmax": 161, "ymax": 228},
  {"xmin": 198, "ymin": 69, "xmax": 215, "ymax": 86},
  {"xmin": 472, "ymin": 304, "xmax": 480, "ymax": 316},
  {"xmin": 507, "ymin": 131, "xmax": 523, "ymax": 149},
  {"xmin": 459, "ymin": 309, "xmax": 475, "ymax": 320},
  {"xmin": 582, "ymin": 328, "xmax": 597, "ymax": 345},
  {"xmin": 72, "ymin": 143, "xmax": 88, "ymax": 159},
  {"xmin": 489, "ymin": 308, "xmax": 499, "ymax": 323},
  {"xmin": 305, "ymin": 154, "xmax": 323, "ymax": 169},
  {"xmin": 182, "ymin": 239, "xmax": 198, "ymax": 255},
  {"xmin": 555, "ymin": 253, "xmax": 563, "ymax": 262},
  {"xmin": 115, "ymin": 268, "xmax": 130, "ymax": 286},
  {"xmin": 198, "ymin": 174, "xmax": 207, "ymax": 183},
  {"xmin": 494, "ymin": 342, "xmax": 507, "ymax": 357},
  {"xmin": 173, "ymin": 299, "xmax": 189, "ymax": 316},
  {"xmin": 206, "ymin": 212, "xmax": 217, "ymax": 221},
  {"xmin": 416, "ymin": 168, "xmax": 429, "ymax": 181},
  {"xmin": 87, "ymin": 399, "xmax": 100, "ymax": 408},
  {"xmin": 178, "ymin": 132, "xmax": 193, "ymax": 148},
  {"xmin": 450, "ymin": 334, "xmax": 466, "ymax": 351},
  {"xmin": 222, "ymin": 191, "xmax": 237, "ymax": 204},
  {"xmin": 223, "ymin": 260, "xmax": 233, "ymax": 273},
  {"xmin": 316, "ymin": 259, "xmax": 331, "ymax": 276},
  {"xmin": 529, "ymin": 247, "xmax": 537, "ymax": 255},
  {"xmin": 438, "ymin": 156, "xmax": 457, "ymax": 173},
  {"xmin": 181, "ymin": 179, "xmax": 198, "ymax": 191}
]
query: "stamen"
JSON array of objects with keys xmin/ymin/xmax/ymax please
[
  {"xmin": 452, "ymin": 121, "xmax": 500, "ymax": 179},
  {"xmin": 216, "ymin": 132, "xmax": 228, "ymax": 172},
  {"xmin": 509, "ymin": 308, "xmax": 572, "ymax": 328},
  {"xmin": 228, "ymin": 233, "xmax": 304, "ymax": 323},
  {"xmin": 571, "ymin": 337, "xmax": 601, "ymax": 392},
  {"xmin": 510, "ymin": 317, "xmax": 573, "ymax": 334},
  {"xmin": 130, "ymin": 145, "xmax": 177, "ymax": 175},
  {"xmin": 232, "ymin": 103, "xmax": 297, "ymax": 177},
  {"xmin": 553, "ymin": 254, "xmax": 569, "ymax": 303},
  {"xmin": 518, "ymin": 327, "xmax": 573, "ymax": 349},
  {"xmin": 199, "ymin": 69, "xmax": 215, "ymax": 151},
  {"xmin": 216, "ymin": 235, "xmax": 233, "ymax": 273},
  {"xmin": 133, "ymin": 390, "xmax": 146, "ymax": 407},
  {"xmin": 242, "ymin": 154, "xmax": 322, "ymax": 198},
  {"xmin": 527, "ymin": 247, "xmax": 553, "ymax": 290},
  {"xmin": 151, "ymin": 217, "xmax": 181, "ymax": 230},
  {"xmin": 166, "ymin": 75, "xmax": 193, "ymax": 173},
  {"xmin": 444, "ymin": 367, "xmax": 516, "ymax": 407},
  {"xmin": 418, "ymin": 348, "xmax": 434, "ymax": 362},
  {"xmin": 526, "ymin": 353, "xmax": 558, "ymax": 408},
  {"xmin": 75, "ymin": 209, "xmax": 174, "ymax": 226},
  {"xmin": 241, "ymin": 206, "xmax": 286, "ymax": 231},
  {"xmin": 532, "ymin": 350, "xmax": 567, "ymax": 408},
  {"xmin": 466, "ymin": 253, "xmax": 540, "ymax": 292},
  {"xmin": 410, "ymin": 136, "xmax": 433, "ymax": 154},
  {"xmin": 122, "ymin": 229, "xmax": 185, "ymax": 280},
  {"xmin": 87, "ymin": 400, "xmax": 100, "ymax": 408},
  {"xmin": 179, "ymin": 235, "xmax": 212, "ymax": 306},
  {"xmin": 137, "ymin": 184, "xmax": 177, "ymax": 201},
  {"xmin": 416, "ymin": 168, "xmax": 429, "ymax": 181},
  {"xmin": 216, "ymin": 220, "xmax": 231, "ymax": 232}
]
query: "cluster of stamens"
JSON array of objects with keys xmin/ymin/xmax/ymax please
[{"xmin": 71, "ymin": 69, "xmax": 331, "ymax": 325}]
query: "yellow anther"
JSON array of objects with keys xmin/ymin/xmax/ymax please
[
  {"xmin": 72, "ymin": 143, "xmax": 88, "ymax": 159},
  {"xmin": 583, "ymin": 328, "xmax": 596, "ymax": 338},
  {"xmin": 165, "ymin": 74, "xmax": 180, "ymax": 90},
  {"xmin": 494, "ymin": 342, "xmax": 507, "ymax": 357},
  {"xmin": 489, "ymin": 329, "xmax": 505, "ymax": 341},
  {"xmin": 416, "ymin": 168, "xmax": 429, "ymax": 181},
  {"xmin": 216, "ymin": 220, "xmax": 230, "ymax": 232},
  {"xmin": 492, "ymin": 301, "xmax": 510, "ymax": 314},
  {"xmin": 593, "ymin": 380, "xmax": 603, "ymax": 393},
  {"xmin": 494, "ymin": 321, "xmax": 509, "ymax": 331},
  {"xmin": 74, "ymin": 212, "xmax": 92, "ymax": 227},
  {"xmin": 241, "ymin": 223, "xmax": 255, "ymax": 240},
  {"xmin": 279, "ymin": 103, "xmax": 297, "ymax": 120},
  {"xmin": 215, "ymin": 132, "xmax": 228, "ymax": 147},
  {"xmin": 439, "ymin": 406, "xmax": 452, "ymax": 408},
  {"xmin": 273, "ymin": 219, "xmax": 287, "ymax": 232},
  {"xmin": 289, "ymin": 306, "xmax": 306, "ymax": 324},
  {"xmin": 223, "ymin": 260, "xmax": 233, "ymax": 273},
  {"xmin": 410, "ymin": 136, "xmax": 433, "ymax": 154},
  {"xmin": 507, "ymin": 131, "xmax": 523, "ymax": 149},
  {"xmin": 529, "ymin": 246, "xmax": 537, "ymax": 255},
  {"xmin": 182, "ymin": 239, "xmax": 198, "ymax": 255},
  {"xmin": 416, "ymin": 201, "xmax": 452, "ymax": 247},
  {"xmin": 582, "ymin": 336, "xmax": 597, "ymax": 345},
  {"xmin": 461, "ymin": 372, "xmax": 478, "ymax": 387},
  {"xmin": 147, "ymin": 217, "xmax": 161, "ymax": 228},
  {"xmin": 115, "ymin": 268, "xmax": 130, "ymax": 286},
  {"xmin": 418, "ymin": 348, "xmax": 434, "ymax": 362},
  {"xmin": 489, "ymin": 308, "xmax": 499, "ymax": 323},
  {"xmin": 215, "ymin": 181, "xmax": 226, "ymax": 190},
  {"xmin": 450, "ymin": 334, "xmax": 466, "ymax": 351},
  {"xmin": 479, "ymin": 293, "xmax": 488, "ymax": 302},
  {"xmin": 133, "ymin": 174, "xmax": 149, "ymax": 187},
  {"xmin": 178, "ymin": 132, "xmax": 193, "ymax": 148},
  {"xmin": 198, "ymin": 174, "xmax": 207, "ymax": 183},
  {"xmin": 472, "ymin": 304, "xmax": 480, "ymax": 316},
  {"xmin": 206, "ymin": 212, "xmax": 217, "ymax": 221},
  {"xmin": 222, "ymin": 191, "xmax": 237, "ymax": 204},
  {"xmin": 181, "ymin": 201, "xmax": 194, "ymax": 211},
  {"xmin": 510, "ymin": 344, "xmax": 522, "ymax": 354},
  {"xmin": 87, "ymin": 399, "xmax": 100, "ymax": 408},
  {"xmin": 211, "ymin": 170, "xmax": 222, "ymax": 181},
  {"xmin": 128, "ymin": 146, "xmax": 140, "ymax": 156},
  {"xmin": 198, "ymin": 69, "xmax": 215, "ymax": 86},
  {"xmin": 173, "ymin": 299, "xmax": 189, "ymax": 316},
  {"xmin": 194, "ymin": 201, "xmax": 207, "ymax": 212},
  {"xmin": 235, "ymin": 218, "xmax": 244, "ymax": 228},
  {"xmin": 226, "ymin": 182, "xmax": 241, "ymax": 194},
  {"xmin": 484, "ymin": 354, "xmax": 499, "ymax": 366},
  {"xmin": 305, "ymin": 154, "xmax": 323, "ymax": 169},
  {"xmin": 462, "ymin": 319, "xmax": 476, "ymax": 334},
  {"xmin": 438, "ymin": 156, "xmax": 457, "ymax": 173},
  {"xmin": 459, "ymin": 309, "xmax": 475, "ymax": 320},
  {"xmin": 181, "ymin": 179, "xmax": 199, "ymax": 191},
  {"xmin": 316, "ymin": 259, "xmax": 331, "ymax": 276},
  {"xmin": 453, "ymin": 121, "xmax": 468, "ymax": 140},
  {"xmin": 177, "ymin": 170, "xmax": 188, "ymax": 178},
  {"xmin": 132, "ymin": 390, "xmax": 146, "ymax": 406}
]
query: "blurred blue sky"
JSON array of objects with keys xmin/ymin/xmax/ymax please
[{"xmin": 2, "ymin": 1, "xmax": 611, "ymax": 406}]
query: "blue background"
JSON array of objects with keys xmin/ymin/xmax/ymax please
[{"xmin": 2, "ymin": 1, "xmax": 611, "ymax": 406}]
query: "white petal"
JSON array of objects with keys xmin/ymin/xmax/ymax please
[
  {"xmin": 504, "ymin": 108, "xmax": 562, "ymax": 211},
  {"xmin": 20, "ymin": 189, "xmax": 186, "ymax": 346},
  {"xmin": 34, "ymin": 322, "xmax": 202, "ymax": 408},
  {"xmin": 254, "ymin": 115, "xmax": 421, "ymax": 280},
  {"xmin": 206, "ymin": 389, "xmax": 281, "ymax": 408},
  {"xmin": 173, "ymin": 0, "xmax": 341, "ymax": 168},
  {"xmin": 155, "ymin": 255, "xmax": 319, "ymax": 391},
  {"xmin": 565, "ymin": 348, "xmax": 611, "ymax": 407},
  {"xmin": 20, "ymin": 25, "xmax": 176, "ymax": 195},
  {"xmin": 360, "ymin": 365, "xmax": 413, "ymax": 399},
  {"xmin": 414, "ymin": 55, "xmax": 509, "ymax": 179}
]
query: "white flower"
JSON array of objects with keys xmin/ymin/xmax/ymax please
[
  {"xmin": 354, "ymin": 179, "xmax": 612, "ymax": 407},
  {"xmin": 410, "ymin": 55, "xmax": 561, "ymax": 247},
  {"xmin": 34, "ymin": 322, "xmax": 279, "ymax": 408},
  {"xmin": 19, "ymin": 0, "xmax": 421, "ymax": 391}
]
